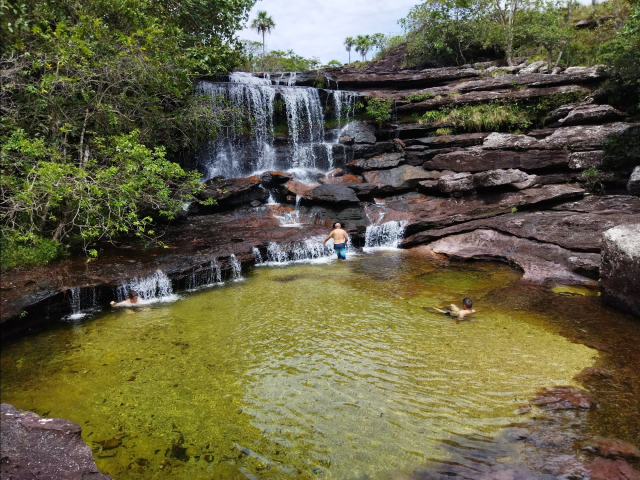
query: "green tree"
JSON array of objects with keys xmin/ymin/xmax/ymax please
[
  {"xmin": 355, "ymin": 34, "xmax": 373, "ymax": 61},
  {"xmin": 344, "ymin": 36, "xmax": 355, "ymax": 63},
  {"xmin": 251, "ymin": 10, "xmax": 276, "ymax": 57}
]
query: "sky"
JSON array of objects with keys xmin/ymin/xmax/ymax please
[{"xmin": 238, "ymin": 0, "xmax": 420, "ymax": 65}]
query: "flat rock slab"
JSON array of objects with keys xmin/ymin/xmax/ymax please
[
  {"xmin": 347, "ymin": 152, "xmax": 405, "ymax": 172},
  {"xmin": 581, "ymin": 437, "xmax": 640, "ymax": 461},
  {"xmin": 388, "ymin": 184, "xmax": 584, "ymax": 236},
  {"xmin": 425, "ymin": 147, "xmax": 568, "ymax": 172},
  {"xmin": 600, "ymin": 224, "xmax": 640, "ymax": 318},
  {"xmin": 402, "ymin": 207, "xmax": 639, "ymax": 253},
  {"xmin": 584, "ymin": 457, "xmax": 640, "ymax": 480},
  {"xmin": 363, "ymin": 165, "xmax": 439, "ymax": 193},
  {"xmin": 530, "ymin": 386, "xmax": 598, "ymax": 410},
  {"xmin": 555, "ymin": 104, "xmax": 627, "ymax": 127},
  {"xmin": 341, "ymin": 121, "xmax": 377, "ymax": 144},
  {"xmin": 428, "ymin": 229, "xmax": 599, "ymax": 284},
  {"xmin": 199, "ymin": 176, "xmax": 268, "ymax": 210},
  {"xmin": 303, "ymin": 184, "xmax": 360, "ymax": 204},
  {"xmin": 1, "ymin": 403, "xmax": 111, "ymax": 480}
]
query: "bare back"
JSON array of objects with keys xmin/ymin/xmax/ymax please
[{"xmin": 329, "ymin": 228, "xmax": 348, "ymax": 244}]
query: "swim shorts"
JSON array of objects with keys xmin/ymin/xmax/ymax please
[{"xmin": 334, "ymin": 243, "xmax": 346, "ymax": 260}]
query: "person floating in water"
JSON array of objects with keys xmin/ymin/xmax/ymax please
[
  {"xmin": 435, "ymin": 297, "xmax": 476, "ymax": 320},
  {"xmin": 110, "ymin": 290, "xmax": 139, "ymax": 307},
  {"xmin": 323, "ymin": 222, "xmax": 349, "ymax": 260}
]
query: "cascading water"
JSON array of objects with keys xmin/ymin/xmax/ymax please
[
  {"xmin": 116, "ymin": 270, "xmax": 177, "ymax": 303},
  {"xmin": 65, "ymin": 286, "xmax": 99, "ymax": 320},
  {"xmin": 195, "ymin": 73, "xmax": 363, "ymax": 183},
  {"xmin": 255, "ymin": 238, "xmax": 335, "ymax": 265},
  {"xmin": 364, "ymin": 221, "xmax": 408, "ymax": 250},
  {"xmin": 185, "ymin": 260, "xmax": 223, "ymax": 290},
  {"xmin": 230, "ymin": 254, "xmax": 244, "ymax": 281}
]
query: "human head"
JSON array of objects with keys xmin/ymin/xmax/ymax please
[
  {"xmin": 333, "ymin": 222, "xmax": 342, "ymax": 229},
  {"xmin": 129, "ymin": 290, "xmax": 139, "ymax": 302},
  {"xmin": 462, "ymin": 297, "xmax": 472, "ymax": 309}
]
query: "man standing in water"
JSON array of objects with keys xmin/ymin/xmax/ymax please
[{"xmin": 323, "ymin": 222, "xmax": 349, "ymax": 260}]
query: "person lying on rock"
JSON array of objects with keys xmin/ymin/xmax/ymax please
[
  {"xmin": 323, "ymin": 222, "xmax": 349, "ymax": 260},
  {"xmin": 110, "ymin": 290, "xmax": 139, "ymax": 307},
  {"xmin": 434, "ymin": 297, "xmax": 476, "ymax": 320}
]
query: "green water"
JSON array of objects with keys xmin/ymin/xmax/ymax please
[{"xmin": 0, "ymin": 252, "xmax": 597, "ymax": 479}]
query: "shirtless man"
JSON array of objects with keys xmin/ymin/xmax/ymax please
[
  {"xmin": 323, "ymin": 222, "xmax": 349, "ymax": 260},
  {"xmin": 434, "ymin": 297, "xmax": 476, "ymax": 320},
  {"xmin": 110, "ymin": 290, "xmax": 139, "ymax": 307}
]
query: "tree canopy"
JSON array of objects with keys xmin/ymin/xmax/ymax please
[{"xmin": 0, "ymin": 0, "xmax": 254, "ymax": 268}]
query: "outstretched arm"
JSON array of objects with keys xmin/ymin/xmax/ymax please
[{"xmin": 323, "ymin": 231, "xmax": 333, "ymax": 243}]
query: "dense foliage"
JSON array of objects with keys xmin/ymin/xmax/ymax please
[
  {"xmin": 0, "ymin": 0, "xmax": 254, "ymax": 267},
  {"xmin": 240, "ymin": 42, "xmax": 322, "ymax": 71}
]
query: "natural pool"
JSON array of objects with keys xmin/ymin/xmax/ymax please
[{"xmin": 1, "ymin": 251, "xmax": 638, "ymax": 479}]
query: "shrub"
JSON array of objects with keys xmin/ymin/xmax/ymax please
[{"xmin": 366, "ymin": 98, "xmax": 393, "ymax": 125}]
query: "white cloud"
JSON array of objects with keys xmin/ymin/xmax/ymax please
[{"xmin": 238, "ymin": 0, "xmax": 419, "ymax": 65}]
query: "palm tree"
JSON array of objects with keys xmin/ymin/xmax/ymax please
[
  {"xmin": 344, "ymin": 37, "xmax": 355, "ymax": 63},
  {"xmin": 251, "ymin": 11, "xmax": 276, "ymax": 56},
  {"xmin": 355, "ymin": 35, "xmax": 372, "ymax": 61}
]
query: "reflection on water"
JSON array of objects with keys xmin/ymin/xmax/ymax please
[{"xmin": 0, "ymin": 251, "xmax": 637, "ymax": 479}]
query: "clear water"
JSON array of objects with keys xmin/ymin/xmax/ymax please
[{"xmin": 0, "ymin": 251, "xmax": 620, "ymax": 479}]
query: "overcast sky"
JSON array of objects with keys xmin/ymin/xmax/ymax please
[{"xmin": 238, "ymin": 0, "xmax": 419, "ymax": 65}]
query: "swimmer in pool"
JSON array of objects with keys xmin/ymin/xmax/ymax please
[
  {"xmin": 434, "ymin": 297, "xmax": 476, "ymax": 320},
  {"xmin": 110, "ymin": 290, "xmax": 139, "ymax": 307},
  {"xmin": 323, "ymin": 222, "xmax": 349, "ymax": 260}
]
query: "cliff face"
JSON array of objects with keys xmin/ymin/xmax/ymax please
[{"xmin": 2, "ymin": 61, "xmax": 639, "ymax": 335}]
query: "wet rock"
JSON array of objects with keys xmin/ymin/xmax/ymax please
[
  {"xmin": 303, "ymin": 184, "xmax": 360, "ymax": 204},
  {"xmin": 552, "ymin": 194, "xmax": 640, "ymax": 213},
  {"xmin": 425, "ymin": 147, "xmax": 568, "ymax": 172},
  {"xmin": 568, "ymin": 150, "xmax": 605, "ymax": 169},
  {"xmin": 352, "ymin": 141, "xmax": 396, "ymax": 159},
  {"xmin": 555, "ymin": 104, "xmax": 627, "ymax": 127},
  {"xmin": 584, "ymin": 457, "xmax": 640, "ymax": 480},
  {"xmin": 318, "ymin": 174, "xmax": 362, "ymax": 186},
  {"xmin": 628, "ymin": 166, "xmax": 640, "ymax": 195},
  {"xmin": 600, "ymin": 224, "xmax": 640, "ymax": 318},
  {"xmin": 349, "ymin": 183, "xmax": 379, "ymax": 199},
  {"xmin": 363, "ymin": 165, "xmax": 440, "ymax": 194},
  {"xmin": 259, "ymin": 170, "xmax": 292, "ymax": 186},
  {"xmin": 327, "ymin": 168, "xmax": 344, "ymax": 177},
  {"xmin": 283, "ymin": 180, "xmax": 317, "ymax": 197},
  {"xmin": 200, "ymin": 176, "xmax": 268, "ymax": 210},
  {"xmin": 326, "ymin": 66, "xmax": 481, "ymax": 89},
  {"xmin": 347, "ymin": 152, "xmax": 405, "ymax": 172},
  {"xmin": 574, "ymin": 366, "xmax": 614, "ymax": 382},
  {"xmin": 341, "ymin": 121, "xmax": 377, "ymax": 144},
  {"xmin": 339, "ymin": 135, "xmax": 354, "ymax": 145},
  {"xmin": 427, "ymin": 229, "xmax": 598, "ymax": 284},
  {"xmin": 581, "ymin": 437, "xmax": 640, "ymax": 461},
  {"xmin": 1, "ymin": 403, "xmax": 111, "ymax": 479},
  {"xmin": 530, "ymin": 386, "xmax": 598, "ymax": 410}
]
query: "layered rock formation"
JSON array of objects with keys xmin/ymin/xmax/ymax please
[{"xmin": 600, "ymin": 224, "xmax": 640, "ymax": 317}]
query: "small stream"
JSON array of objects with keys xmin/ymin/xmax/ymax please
[{"xmin": 1, "ymin": 251, "xmax": 639, "ymax": 479}]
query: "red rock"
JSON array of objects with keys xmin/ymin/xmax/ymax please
[
  {"xmin": 581, "ymin": 437, "xmax": 640, "ymax": 461},
  {"xmin": 284, "ymin": 180, "xmax": 316, "ymax": 197},
  {"xmin": 327, "ymin": 168, "xmax": 344, "ymax": 177},
  {"xmin": 259, "ymin": 171, "xmax": 292, "ymax": 185},
  {"xmin": 319, "ymin": 174, "xmax": 362, "ymax": 186},
  {"xmin": 584, "ymin": 457, "xmax": 640, "ymax": 480},
  {"xmin": 530, "ymin": 386, "xmax": 597, "ymax": 410}
]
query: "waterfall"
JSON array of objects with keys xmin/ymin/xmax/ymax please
[
  {"xmin": 230, "ymin": 254, "xmax": 244, "ymax": 281},
  {"xmin": 332, "ymin": 90, "xmax": 357, "ymax": 131},
  {"xmin": 197, "ymin": 74, "xmax": 325, "ymax": 182},
  {"xmin": 252, "ymin": 247, "xmax": 263, "ymax": 264},
  {"xmin": 116, "ymin": 270, "xmax": 177, "ymax": 303},
  {"xmin": 185, "ymin": 260, "xmax": 223, "ymax": 290},
  {"xmin": 65, "ymin": 286, "xmax": 98, "ymax": 320},
  {"xmin": 274, "ymin": 195, "xmax": 303, "ymax": 227},
  {"xmin": 255, "ymin": 239, "xmax": 335, "ymax": 265},
  {"xmin": 364, "ymin": 221, "xmax": 408, "ymax": 251}
]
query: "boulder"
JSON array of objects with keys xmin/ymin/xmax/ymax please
[
  {"xmin": 347, "ymin": 152, "xmax": 405, "ymax": 172},
  {"xmin": 303, "ymin": 184, "xmax": 360, "ymax": 204},
  {"xmin": 581, "ymin": 437, "xmax": 640, "ymax": 461},
  {"xmin": 200, "ymin": 176, "xmax": 268, "ymax": 210},
  {"xmin": 428, "ymin": 229, "xmax": 599, "ymax": 284},
  {"xmin": 555, "ymin": 104, "xmax": 626, "ymax": 127},
  {"xmin": 584, "ymin": 457, "xmax": 640, "ymax": 480},
  {"xmin": 406, "ymin": 132, "xmax": 489, "ymax": 149},
  {"xmin": 425, "ymin": 147, "xmax": 568, "ymax": 172},
  {"xmin": 569, "ymin": 151, "xmax": 605, "ymax": 169},
  {"xmin": 339, "ymin": 135, "xmax": 354, "ymax": 145},
  {"xmin": 349, "ymin": 183, "xmax": 379, "ymax": 198},
  {"xmin": 327, "ymin": 168, "xmax": 344, "ymax": 177},
  {"xmin": 363, "ymin": 165, "xmax": 440, "ymax": 194},
  {"xmin": 351, "ymin": 141, "xmax": 397, "ymax": 160},
  {"xmin": 473, "ymin": 168, "xmax": 532, "ymax": 187},
  {"xmin": 628, "ymin": 166, "xmax": 640, "ymax": 195},
  {"xmin": 1, "ymin": 403, "xmax": 112, "ymax": 480},
  {"xmin": 600, "ymin": 224, "xmax": 640, "ymax": 317},
  {"xmin": 519, "ymin": 60, "xmax": 547, "ymax": 74},
  {"xmin": 483, "ymin": 132, "xmax": 540, "ymax": 150},
  {"xmin": 259, "ymin": 170, "xmax": 292, "ymax": 186},
  {"xmin": 341, "ymin": 121, "xmax": 377, "ymax": 144},
  {"xmin": 318, "ymin": 174, "xmax": 362, "ymax": 186},
  {"xmin": 436, "ymin": 173, "xmax": 475, "ymax": 193}
]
